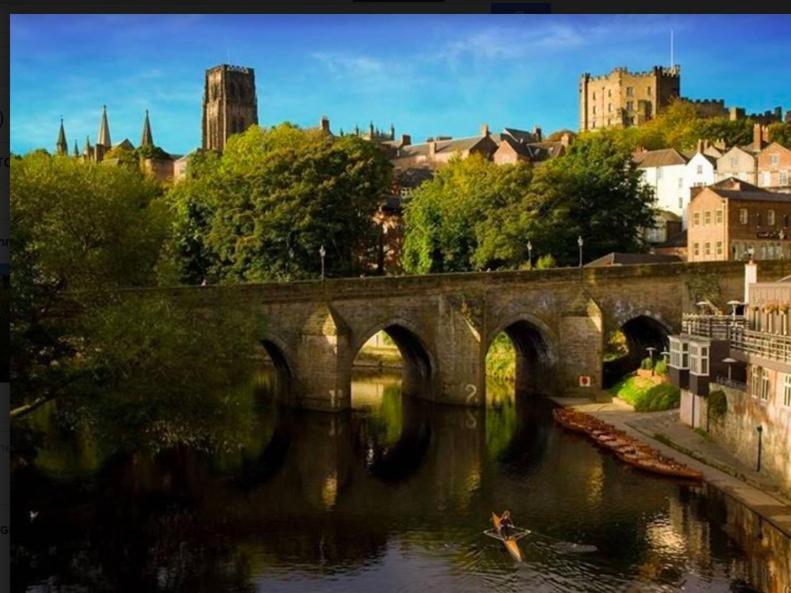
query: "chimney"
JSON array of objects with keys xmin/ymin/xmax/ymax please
[
  {"xmin": 428, "ymin": 140, "xmax": 436, "ymax": 157},
  {"xmin": 696, "ymin": 139, "xmax": 703, "ymax": 154},
  {"xmin": 320, "ymin": 115, "xmax": 330, "ymax": 134},
  {"xmin": 560, "ymin": 133, "xmax": 571, "ymax": 148},
  {"xmin": 400, "ymin": 134, "xmax": 411, "ymax": 147},
  {"xmin": 753, "ymin": 124, "xmax": 765, "ymax": 151},
  {"xmin": 480, "ymin": 123, "xmax": 490, "ymax": 137},
  {"xmin": 702, "ymin": 139, "xmax": 709, "ymax": 152},
  {"xmin": 532, "ymin": 125, "xmax": 543, "ymax": 142}
]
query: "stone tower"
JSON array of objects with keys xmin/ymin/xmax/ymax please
[
  {"xmin": 95, "ymin": 105, "xmax": 112, "ymax": 162},
  {"xmin": 202, "ymin": 64, "xmax": 258, "ymax": 152}
]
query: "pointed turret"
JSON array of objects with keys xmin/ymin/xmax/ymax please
[
  {"xmin": 140, "ymin": 109, "xmax": 154, "ymax": 147},
  {"xmin": 83, "ymin": 135, "xmax": 93, "ymax": 159},
  {"xmin": 73, "ymin": 140, "xmax": 79, "ymax": 157},
  {"xmin": 56, "ymin": 118, "xmax": 68, "ymax": 156},
  {"xmin": 389, "ymin": 123, "xmax": 395, "ymax": 140},
  {"xmin": 97, "ymin": 105, "xmax": 112, "ymax": 148}
]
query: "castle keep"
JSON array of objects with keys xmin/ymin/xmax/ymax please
[{"xmin": 579, "ymin": 65, "xmax": 681, "ymax": 131}]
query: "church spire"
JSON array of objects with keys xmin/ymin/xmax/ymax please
[
  {"xmin": 140, "ymin": 109, "xmax": 154, "ymax": 147},
  {"xmin": 56, "ymin": 118, "xmax": 68, "ymax": 156},
  {"xmin": 73, "ymin": 140, "xmax": 79, "ymax": 157},
  {"xmin": 83, "ymin": 135, "xmax": 93, "ymax": 158},
  {"xmin": 97, "ymin": 104, "xmax": 112, "ymax": 147}
]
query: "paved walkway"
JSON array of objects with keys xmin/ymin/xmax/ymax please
[{"xmin": 551, "ymin": 396, "xmax": 791, "ymax": 538}]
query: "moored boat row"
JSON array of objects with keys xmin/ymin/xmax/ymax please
[{"xmin": 553, "ymin": 408, "xmax": 703, "ymax": 481}]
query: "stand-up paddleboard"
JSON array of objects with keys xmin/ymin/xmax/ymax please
[{"xmin": 487, "ymin": 512, "xmax": 527, "ymax": 562}]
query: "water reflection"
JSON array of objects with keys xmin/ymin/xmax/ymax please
[{"xmin": 11, "ymin": 370, "xmax": 790, "ymax": 593}]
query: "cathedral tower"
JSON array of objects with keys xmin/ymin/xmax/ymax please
[
  {"xmin": 202, "ymin": 64, "xmax": 258, "ymax": 152},
  {"xmin": 56, "ymin": 118, "xmax": 68, "ymax": 156}
]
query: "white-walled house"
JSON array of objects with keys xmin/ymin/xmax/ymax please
[
  {"xmin": 635, "ymin": 148, "xmax": 689, "ymax": 220},
  {"xmin": 684, "ymin": 152, "xmax": 717, "ymax": 217}
]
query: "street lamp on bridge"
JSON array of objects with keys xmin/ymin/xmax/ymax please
[
  {"xmin": 577, "ymin": 236, "xmax": 584, "ymax": 268},
  {"xmin": 527, "ymin": 240, "xmax": 533, "ymax": 269},
  {"xmin": 319, "ymin": 245, "xmax": 326, "ymax": 280}
]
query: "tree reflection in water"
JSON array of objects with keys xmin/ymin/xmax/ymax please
[{"xmin": 10, "ymin": 368, "xmax": 788, "ymax": 593}]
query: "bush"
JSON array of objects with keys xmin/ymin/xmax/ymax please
[
  {"xmin": 640, "ymin": 357, "xmax": 654, "ymax": 370},
  {"xmin": 708, "ymin": 389, "xmax": 728, "ymax": 421},
  {"xmin": 654, "ymin": 359, "xmax": 668, "ymax": 375},
  {"xmin": 535, "ymin": 254, "xmax": 557, "ymax": 270}
]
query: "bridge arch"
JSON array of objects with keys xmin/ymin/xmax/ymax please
[
  {"xmin": 485, "ymin": 314, "xmax": 558, "ymax": 397},
  {"xmin": 352, "ymin": 318, "xmax": 436, "ymax": 398},
  {"xmin": 603, "ymin": 313, "xmax": 671, "ymax": 387},
  {"xmin": 259, "ymin": 335, "xmax": 294, "ymax": 401}
]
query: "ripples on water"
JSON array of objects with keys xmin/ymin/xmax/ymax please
[{"xmin": 10, "ymin": 370, "xmax": 789, "ymax": 593}]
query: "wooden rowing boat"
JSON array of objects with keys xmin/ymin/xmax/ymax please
[
  {"xmin": 491, "ymin": 512, "xmax": 523, "ymax": 562},
  {"xmin": 553, "ymin": 407, "xmax": 703, "ymax": 482}
]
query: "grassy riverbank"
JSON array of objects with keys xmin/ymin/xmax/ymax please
[{"xmin": 609, "ymin": 373, "xmax": 680, "ymax": 412}]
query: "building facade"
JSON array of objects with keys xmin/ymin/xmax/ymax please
[
  {"xmin": 757, "ymin": 142, "xmax": 791, "ymax": 193},
  {"xmin": 687, "ymin": 180, "xmax": 791, "ymax": 263},
  {"xmin": 579, "ymin": 65, "xmax": 681, "ymax": 132},
  {"xmin": 669, "ymin": 263, "xmax": 791, "ymax": 495},
  {"xmin": 635, "ymin": 148, "xmax": 689, "ymax": 218}
]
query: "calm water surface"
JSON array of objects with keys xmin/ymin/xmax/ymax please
[{"xmin": 11, "ymin": 370, "xmax": 790, "ymax": 593}]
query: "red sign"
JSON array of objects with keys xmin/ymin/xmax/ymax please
[{"xmin": 579, "ymin": 375, "xmax": 592, "ymax": 387}]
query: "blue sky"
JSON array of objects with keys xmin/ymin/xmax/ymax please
[{"xmin": 10, "ymin": 14, "xmax": 791, "ymax": 155}]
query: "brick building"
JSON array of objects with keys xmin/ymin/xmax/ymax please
[
  {"xmin": 757, "ymin": 142, "xmax": 791, "ymax": 192},
  {"xmin": 687, "ymin": 179, "xmax": 791, "ymax": 263}
]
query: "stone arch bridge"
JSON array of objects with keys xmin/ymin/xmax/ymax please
[{"xmin": 140, "ymin": 261, "xmax": 784, "ymax": 411}]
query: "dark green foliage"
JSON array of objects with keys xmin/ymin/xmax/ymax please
[
  {"xmin": 640, "ymin": 357, "xmax": 654, "ymax": 370},
  {"xmin": 708, "ymin": 389, "xmax": 728, "ymax": 421}
]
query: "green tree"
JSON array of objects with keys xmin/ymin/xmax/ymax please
[
  {"xmin": 10, "ymin": 153, "xmax": 169, "ymax": 417},
  {"xmin": 521, "ymin": 134, "xmax": 656, "ymax": 265},
  {"xmin": 165, "ymin": 124, "xmax": 392, "ymax": 283},
  {"xmin": 402, "ymin": 155, "xmax": 533, "ymax": 273},
  {"xmin": 768, "ymin": 122, "xmax": 791, "ymax": 147}
]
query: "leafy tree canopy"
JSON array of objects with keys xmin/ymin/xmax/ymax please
[{"xmin": 165, "ymin": 124, "xmax": 393, "ymax": 283}]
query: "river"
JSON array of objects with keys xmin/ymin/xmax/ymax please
[{"xmin": 10, "ymin": 369, "xmax": 790, "ymax": 593}]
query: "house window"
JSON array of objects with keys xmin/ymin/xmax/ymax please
[
  {"xmin": 657, "ymin": 168, "xmax": 663, "ymax": 180},
  {"xmin": 593, "ymin": 106, "xmax": 597, "ymax": 115},
  {"xmin": 716, "ymin": 241, "xmax": 723, "ymax": 256},
  {"xmin": 608, "ymin": 103, "xmax": 612, "ymax": 113},
  {"xmin": 697, "ymin": 165, "xmax": 703, "ymax": 175},
  {"xmin": 592, "ymin": 92, "xmax": 597, "ymax": 100},
  {"xmin": 761, "ymin": 368, "xmax": 770, "ymax": 401},
  {"xmin": 762, "ymin": 171, "xmax": 771, "ymax": 186},
  {"xmin": 647, "ymin": 86, "xmax": 652, "ymax": 96},
  {"xmin": 693, "ymin": 212, "xmax": 700, "ymax": 226},
  {"xmin": 781, "ymin": 171, "xmax": 789, "ymax": 186},
  {"xmin": 784, "ymin": 214, "xmax": 789, "ymax": 227},
  {"xmin": 704, "ymin": 211, "xmax": 711, "ymax": 225},
  {"xmin": 740, "ymin": 208, "xmax": 749, "ymax": 224},
  {"xmin": 784, "ymin": 375, "xmax": 791, "ymax": 407},
  {"xmin": 730, "ymin": 157, "xmax": 738, "ymax": 168},
  {"xmin": 751, "ymin": 366, "xmax": 762, "ymax": 397},
  {"xmin": 757, "ymin": 213, "xmax": 763, "ymax": 226},
  {"xmin": 716, "ymin": 209, "xmax": 723, "ymax": 224},
  {"xmin": 690, "ymin": 342, "xmax": 709, "ymax": 375},
  {"xmin": 608, "ymin": 89, "xmax": 612, "ymax": 97},
  {"xmin": 626, "ymin": 86, "xmax": 634, "ymax": 97},
  {"xmin": 704, "ymin": 242, "xmax": 711, "ymax": 256},
  {"xmin": 693, "ymin": 242, "xmax": 700, "ymax": 257},
  {"xmin": 678, "ymin": 177, "xmax": 683, "ymax": 188},
  {"xmin": 768, "ymin": 210, "xmax": 776, "ymax": 226},
  {"xmin": 626, "ymin": 101, "xmax": 634, "ymax": 111},
  {"xmin": 770, "ymin": 154, "xmax": 780, "ymax": 167},
  {"xmin": 678, "ymin": 197, "xmax": 683, "ymax": 209},
  {"xmin": 669, "ymin": 337, "xmax": 689, "ymax": 369},
  {"xmin": 399, "ymin": 187, "xmax": 413, "ymax": 199}
]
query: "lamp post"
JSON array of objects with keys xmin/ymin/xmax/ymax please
[
  {"xmin": 646, "ymin": 346, "xmax": 657, "ymax": 376},
  {"xmin": 319, "ymin": 245, "xmax": 326, "ymax": 280},
  {"xmin": 577, "ymin": 236, "xmax": 584, "ymax": 268},
  {"xmin": 756, "ymin": 425, "xmax": 764, "ymax": 472},
  {"xmin": 527, "ymin": 240, "xmax": 533, "ymax": 269}
]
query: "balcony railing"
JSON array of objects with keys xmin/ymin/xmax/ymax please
[
  {"xmin": 714, "ymin": 376, "xmax": 747, "ymax": 391},
  {"xmin": 730, "ymin": 326, "xmax": 791, "ymax": 364},
  {"xmin": 682, "ymin": 314, "xmax": 746, "ymax": 340}
]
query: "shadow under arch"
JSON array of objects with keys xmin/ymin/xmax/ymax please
[
  {"xmin": 353, "ymin": 320, "xmax": 435, "ymax": 399},
  {"xmin": 486, "ymin": 315, "xmax": 558, "ymax": 398},
  {"xmin": 260, "ymin": 337, "xmax": 294, "ymax": 402},
  {"xmin": 603, "ymin": 314, "xmax": 671, "ymax": 388}
]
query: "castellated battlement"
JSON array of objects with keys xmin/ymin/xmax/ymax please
[
  {"xmin": 684, "ymin": 98, "xmax": 726, "ymax": 106},
  {"xmin": 581, "ymin": 65, "xmax": 680, "ymax": 83},
  {"xmin": 207, "ymin": 64, "xmax": 254, "ymax": 74}
]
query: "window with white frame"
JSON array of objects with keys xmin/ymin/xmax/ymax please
[
  {"xmin": 697, "ymin": 165, "xmax": 703, "ymax": 175},
  {"xmin": 669, "ymin": 337, "xmax": 689, "ymax": 369},
  {"xmin": 770, "ymin": 154, "xmax": 780, "ymax": 167},
  {"xmin": 761, "ymin": 367, "xmax": 770, "ymax": 401},
  {"xmin": 762, "ymin": 171, "xmax": 771, "ymax": 186},
  {"xmin": 768, "ymin": 209, "xmax": 776, "ymax": 226},
  {"xmin": 740, "ymin": 208, "xmax": 748, "ymax": 224},
  {"xmin": 689, "ymin": 342, "xmax": 709, "ymax": 376},
  {"xmin": 781, "ymin": 170, "xmax": 789, "ymax": 186},
  {"xmin": 677, "ymin": 177, "xmax": 683, "ymax": 188},
  {"xmin": 784, "ymin": 375, "xmax": 791, "ymax": 407},
  {"xmin": 716, "ymin": 209, "xmax": 723, "ymax": 224},
  {"xmin": 751, "ymin": 366, "xmax": 762, "ymax": 397}
]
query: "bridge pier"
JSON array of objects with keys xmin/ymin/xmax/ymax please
[{"xmin": 557, "ymin": 292, "xmax": 604, "ymax": 395}]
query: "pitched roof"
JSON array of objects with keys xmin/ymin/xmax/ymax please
[
  {"xmin": 709, "ymin": 177, "xmax": 765, "ymax": 192},
  {"xmin": 658, "ymin": 230, "xmax": 687, "ymax": 248},
  {"xmin": 635, "ymin": 148, "xmax": 688, "ymax": 168},
  {"xmin": 502, "ymin": 127, "xmax": 540, "ymax": 144},
  {"xmin": 710, "ymin": 189, "xmax": 791, "ymax": 204},
  {"xmin": 393, "ymin": 135, "xmax": 493, "ymax": 160}
]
